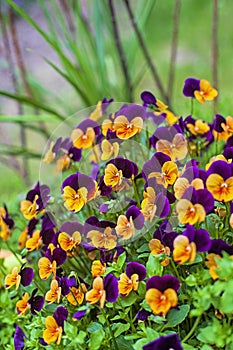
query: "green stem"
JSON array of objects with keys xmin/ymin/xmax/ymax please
[
  {"xmin": 101, "ymin": 308, "xmax": 119, "ymax": 350},
  {"xmin": 132, "ymin": 179, "xmax": 140, "ymax": 208},
  {"xmin": 182, "ymin": 315, "xmax": 201, "ymax": 343},
  {"xmin": 4, "ymin": 240, "xmax": 22, "ymax": 265},
  {"xmin": 170, "ymin": 258, "xmax": 180, "ymax": 280},
  {"xmin": 190, "ymin": 98, "xmax": 194, "ymax": 115}
]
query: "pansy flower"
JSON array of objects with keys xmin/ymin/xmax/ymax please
[
  {"xmin": 0, "ymin": 205, "xmax": 14, "ymax": 241},
  {"xmin": 145, "ymin": 275, "xmax": 180, "ymax": 317},
  {"xmin": 186, "ymin": 117, "xmax": 210, "ymax": 136},
  {"xmin": 116, "ymin": 205, "xmax": 144, "ymax": 240},
  {"xmin": 141, "ymin": 187, "xmax": 170, "ymax": 222},
  {"xmin": 89, "ymin": 97, "xmax": 113, "ymax": 121},
  {"xmin": 174, "ymin": 163, "xmax": 207, "ymax": 200},
  {"xmin": 5, "ymin": 265, "xmax": 34, "ymax": 289},
  {"xmin": 142, "ymin": 152, "xmax": 178, "ymax": 188},
  {"xmin": 20, "ymin": 182, "xmax": 50, "ymax": 220},
  {"xmin": 87, "ymin": 225, "xmax": 117, "ymax": 250},
  {"xmin": 143, "ymin": 333, "xmax": 183, "ymax": 350},
  {"xmin": 101, "ymin": 130, "xmax": 120, "ymax": 161},
  {"xmin": 14, "ymin": 326, "xmax": 26, "ymax": 350},
  {"xmin": 173, "ymin": 225, "xmax": 211, "ymax": 264},
  {"xmin": 213, "ymin": 114, "xmax": 233, "ymax": 141},
  {"xmin": 71, "ymin": 119, "xmax": 100, "ymax": 149},
  {"xmin": 18, "ymin": 218, "xmax": 38, "ymax": 250},
  {"xmin": 176, "ymin": 187, "xmax": 214, "ymax": 225},
  {"xmin": 43, "ymin": 137, "xmax": 82, "ymax": 173},
  {"xmin": 61, "ymin": 172, "xmax": 97, "ymax": 212},
  {"xmin": 183, "ymin": 77, "xmax": 218, "ymax": 103},
  {"xmin": 113, "ymin": 104, "xmax": 145, "ymax": 139},
  {"xmin": 38, "ymin": 256, "xmax": 56, "ymax": 280},
  {"xmin": 43, "ymin": 306, "xmax": 68, "ymax": 345},
  {"xmin": 45, "ymin": 280, "xmax": 62, "ymax": 304},
  {"xmin": 66, "ymin": 282, "xmax": 87, "ymax": 305},
  {"xmin": 25, "ymin": 229, "xmax": 42, "ymax": 252},
  {"xmin": 118, "ymin": 262, "xmax": 146, "ymax": 296},
  {"xmin": 149, "ymin": 238, "xmax": 171, "ymax": 266},
  {"xmin": 58, "ymin": 221, "xmax": 82, "ymax": 251},
  {"xmin": 16, "ymin": 289, "xmax": 44, "ymax": 315},
  {"xmin": 206, "ymin": 160, "xmax": 233, "ymax": 202},
  {"xmin": 104, "ymin": 157, "xmax": 138, "ymax": 191},
  {"xmin": 150, "ymin": 127, "xmax": 188, "ymax": 161},
  {"xmin": 86, "ymin": 273, "xmax": 118, "ymax": 308},
  {"xmin": 205, "ymin": 239, "xmax": 233, "ymax": 279},
  {"xmin": 91, "ymin": 260, "xmax": 106, "ymax": 277}
]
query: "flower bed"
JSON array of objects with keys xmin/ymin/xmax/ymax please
[{"xmin": 1, "ymin": 78, "xmax": 233, "ymax": 350}]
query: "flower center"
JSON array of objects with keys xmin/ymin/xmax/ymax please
[
  {"xmin": 160, "ymin": 294, "xmax": 166, "ymax": 301},
  {"xmin": 186, "ymin": 245, "xmax": 191, "ymax": 252},
  {"xmin": 128, "ymin": 279, "xmax": 132, "ymax": 284},
  {"xmin": 221, "ymin": 182, "xmax": 228, "ymax": 188},
  {"xmin": 189, "ymin": 207, "xmax": 195, "ymax": 213},
  {"xmin": 127, "ymin": 123, "xmax": 133, "ymax": 129},
  {"xmin": 82, "ymin": 134, "xmax": 87, "ymax": 140},
  {"xmin": 75, "ymin": 193, "xmax": 80, "ymax": 199}
]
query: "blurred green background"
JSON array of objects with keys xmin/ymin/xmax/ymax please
[{"xmin": 0, "ymin": 0, "xmax": 233, "ymax": 207}]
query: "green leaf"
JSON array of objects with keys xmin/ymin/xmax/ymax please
[
  {"xmin": 165, "ymin": 305, "xmax": 190, "ymax": 328},
  {"xmin": 89, "ymin": 328, "xmax": 105, "ymax": 350},
  {"xmin": 185, "ymin": 274, "xmax": 197, "ymax": 287},
  {"xmin": 87, "ymin": 322, "xmax": 102, "ymax": 333},
  {"xmin": 182, "ymin": 344, "xmax": 196, "ymax": 350},
  {"xmin": 146, "ymin": 254, "xmax": 163, "ymax": 277},
  {"xmin": 0, "ymin": 90, "xmax": 65, "ymax": 121},
  {"xmin": 76, "ymin": 330, "xmax": 86, "ymax": 344},
  {"xmin": 114, "ymin": 323, "xmax": 130, "ymax": 338},
  {"xmin": 116, "ymin": 336, "xmax": 134, "ymax": 350},
  {"xmin": 118, "ymin": 292, "xmax": 138, "ymax": 307},
  {"xmin": 115, "ymin": 252, "xmax": 127, "ymax": 270}
]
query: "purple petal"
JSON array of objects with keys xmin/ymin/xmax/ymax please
[
  {"xmin": 126, "ymin": 205, "xmax": 144, "ymax": 230},
  {"xmin": 53, "ymin": 306, "xmax": 68, "ymax": 327},
  {"xmin": 155, "ymin": 193, "xmax": 170, "ymax": 218},
  {"xmin": 30, "ymin": 295, "xmax": 44, "ymax": 315},
  {"xmin": 77, "ymin": 119, "xmax": 100, "ymax": 135},
  {"xmin": 61, "ymin": 172, "xmax": 95, "ymax": 192},
  {"xmin": 146, "ymin": 275, "xmax": 180, "ymax": 292},
  {"xmin": 126, "ymin": 262, "xmax": 146, "ymax": 281},
  {"xmin": 143, "ymin": 334, "xmax": 183, "ymax": 350},
  {"xmin": 68, "ymin": 146, "xmax": 82, "ymax": 162},
  {"xmin": 183, "ymin": 77, "xmax": 200, "ymax": 97},
  {"xmin": 14, "ymin": 326, "xmax": 26, "ymax": 350},
  {"xmin": 72, "ymin": 309, "xmax": 87, "ymax": 320},
  {"xmin": 193, "ymin": 229, "xmax": 211, "ymax": 252},
  {"xmin": 141, "ymin": 91, "xmax": 157, "ymax": 107},
  {"xmin": 142, "ymin": 152, "xmax": 171, "ymax": 179},
  {"xmin": 52, "ymin": 248, "xmax": 67, "ymax": 266},
  {"xmin": 116, "ymin": 104, "xmax": 146, "ymax": 121},
  {"xmin": 209, "ymin": 239, "xmax": 233, "ymax": 255},
  {"xmin": 108, "ymin": 157, "xmax": 138, "ymax": 178},
  {"xmin": 60, "ymin": 221, "xmax": 84, "ymax": 235},
  {"xmin": 196, "ymin": 189, "xmax": 214, "ymax": 213},
  {"xmin": 207, "ymin": 160, "xmax": 233, "ymax": 180},
  {"xmin": 20, "ymin": 267, "xmax": 34, "ymax": 287},
  {"xmin": 104, "ymin": 274, "xmax": 119, "ymax": 302},
  {"xmin": 136, "ymin": 309, "xmax": 151, "ymax": 321},
  {"xmin": 213, "ymin": 114, "xmax": 226, "ymax": 132}
]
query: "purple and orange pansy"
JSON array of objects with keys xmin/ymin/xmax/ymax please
[{"xmin": 145, "ymin": 275, "xmax": 180, "ymax": 317}]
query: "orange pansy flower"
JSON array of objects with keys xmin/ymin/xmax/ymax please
[
  {"xmin": 5, "ymin": 267, "xmax": 21, "ymax": 290},
  {"xmin": 71, "ymin": 127, "xmax": 95, "ymax": 149},
  {"xmin": 115, "ymin": 215, "xmax": 135, "ymax": 240},
  {"xmin": 173, "ymin": 235, "xmax": 196, "ymax": 264},
  {"xmin": 176, "ymin": 199, "xmax": 206, "ymax": 225},
  {"xmin": 145, "ymin": 288, "xmax": 178, "ymax": 317},
  {"xmin": 156, "ymin": 134, "xmax": 188, "ymax": 161},
  {"xmin": 114, "ymin": 115, "xmax": 143, "ymax": 139},
  {"xmin": 16, "ymin": 292, "xmax": 30, "ymax": 315},
  {"xmin": 38, "ymin": 257, "xmax": 56, "ymax": 280},
  {"xmin": 26, "ymin": 230, "xmax": 42, "ymax": 252},
  {"xmin": 86, "ymin": 276, "xmax": 106, "ymax": 308},
  {"xmin": 45, "ymin": 280, "xmax": 62, "ymax": 304},
  {"xmin": 62, "ymin": 186, "xmax": 88, "ymax": 212},
  {"xmin": 58, "ymin": 231, "xmax": 81, "ymax": 251},
  {"xmin": 67, "ymin": 284, "xmax": 87, "ymax": 305},
  {"xmin": 87, "ymin": 226, "xmax": 117, "ymax": 250},
  {"xmin": 43, "ymin": 316, "xmax": 62, "ymax": 345},
  {"xmin": 104, "ymin": 163, "xmax": 123, "ymax": 189},
  {"xmin": 118, "ymin": 273, "xmax": 139, "ymax": 296},
  {"xmin": 148, "ymin": 161, "xmax": 178, "ymax": 188},
  {"xmin": 91, "ymin": 260, "xmax": 106, "ymax": 278},
  {"xmin": 194, "ymin": 79, "xmax": 218, "ymax": 104}
]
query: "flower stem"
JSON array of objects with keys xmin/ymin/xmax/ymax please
[
  {"xmin": 101, "ymin": 308, "xmax": 119, "ymax": 350},
  {"xmin": 170, "ymin": 258, "xmax": 180, "ymax": 280},
  {"xmin": 182, "ymin": 315, "xmax": 201, "ymax": 343}
]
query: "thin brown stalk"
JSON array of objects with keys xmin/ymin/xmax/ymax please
[
  {"xmin": 212, "ymin": 0, "xmax": 218, "ymax": 114},
  {"xmin": 123, "ymin": 0, "xmax": 170, "ymax": 106},
  {"xmin": 167, "ymin": 0, "xmax": 181, "ymax": 102},
  {"xmin": 108, "ymin": 0, "xmax": 133, "ymax": 102},
  {"xmin": 8, "ymin": 8, "xmax": 30, "ymax": 185},
  {"xmin": 0, "ymin": 10, "xmax": 25, "ymax": 181}
]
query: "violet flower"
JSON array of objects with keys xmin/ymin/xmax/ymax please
[{"xmin": 143, "ymin": 333, "xmax": 183, "ymax": 350}]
